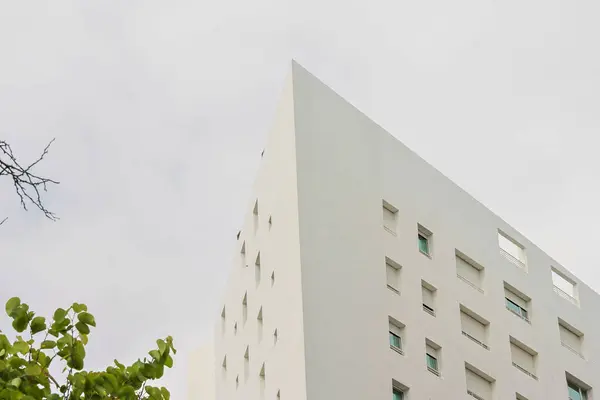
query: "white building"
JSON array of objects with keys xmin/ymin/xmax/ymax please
[{"xmin": 202, "ymin": 62, "xmax": 598, "ymax": 400}]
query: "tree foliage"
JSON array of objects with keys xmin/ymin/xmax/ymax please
[{"xmin": 0, "ymin": 298, "xmax": 175, "ymax": 399}]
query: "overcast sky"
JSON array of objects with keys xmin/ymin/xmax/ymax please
[{"xmin": 1, "ymin": 0, "xmax": 599, "ymax": 398}]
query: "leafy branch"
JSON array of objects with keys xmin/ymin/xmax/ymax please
[{"xmin": 0, "ymin": 298, "xmax": 175, "ymax": 400}]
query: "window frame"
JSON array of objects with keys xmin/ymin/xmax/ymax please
[
  {"xmin": 568, "ymin": 382, "xmax": 588, "ymax": 400},
  {"xmin": 389, "ymin": 331, "xmax": 402, "ymax": 350},
  {"xmin": 418, "ymin": 233, "xmax": 430, "ymax": 255},
  {"xmin": 392, "ymin": 387, "xmax": 404, "ymax": 400},
  {"xmin": 426, "ymin": 353, "xmax": 438, "ymax": 371},
  {"xmin": 505, "ymin": 298, "xmax": 528, "ymax": 320}
]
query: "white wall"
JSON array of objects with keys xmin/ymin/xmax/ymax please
[{"xmin": 209, "ymin": 61, "xmax": 600, "ymax": 400}]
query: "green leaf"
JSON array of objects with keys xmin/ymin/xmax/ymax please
[
  {"xmin": 0, "ymin": 360, "xmax": 5, "ymax": 371},
  {"xmin": 104, "ymin": 373, "xmax": 119, "ymax": 390},
  {"xmin": 80, "ymin": 334, "xmax": 88, "ymax": 345},
  {"xmin": 114, "ymin": 360, "xmax": 125, "ymax": 370},
  {"xmin": 157, "ymin": 339, "xmax": 167, "ymax": 355},
  {"xmin": 5, "ymin": 297, "xmax": 20, "ymax": 316},
  {"xmin": 57, "ymin": 333, "xmax": 73, "ymax": 348},
  {"xmin": 41, "ymin": 340, "xmax": 56, "ymax": 349},
  {"xmin": 72, "ymin": 303, "xmax": 87, "ymax": 313},
  {"xmin": 13, "ymin": 340, "xmax": 29, "ymax": 355},
  {"xmin": 53, "ymin": 308, "xmax": 67, "ymax": 323},
  {"xmin": 10, "ymin": 377, "xmax": 21, "ymax": 388},
  {"xmin": 74, "ymin": 340, "xmax": 86, "ymax": 358},
  {"xmin": 117, "ymin": 386, "xmax": 135, "ymax": 398},
  {"xmin": 149, "ymin": 350, "xmax": 161, "ymax": 361},
  {"xmin": 146, "ymin": 386, "xmax": 163, "ymax": 400},
  {"xmin": 164, "ymin": 355, "xmax": 173, "ymax": 368},
  {"xmin": 166, "ymin": 336, "xmax": 176, "ymax": 354},
  {"xmin": 75, "ymin": 322, "xmax": 90, "ymax": 335},
  {"xmin": 12, "ymin": 316, "xmax": 28, "ymax": 333},
  {"xmin": 9, "ymin": 357, "xmax": 27, "ymax": 369},
  {"xmin": 77, "ymin": 312, "xmax": 96, "ymax": 327},
  {"xmin": 25, "ymin": 364, "xmax": 42, "ymax": 376},
  {"xmin": 160, "ymin": 387, "xmax": 170, "ymax": 400},
  {"xmin": 30, "ymin": 316, "xmax": 46, "ymax": 334},
  {"xmin": 69, "ymin": 353, "xmax": 84, "ymax": 370}
]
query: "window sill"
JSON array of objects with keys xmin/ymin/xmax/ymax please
[
  {"xmin": 387, "ymin": 285, "xmax": 400, "ymax": 295},
  {"xmin": 512, "ymin": 362, "xmax": 538, "ymax": 380},
  {"xmin": 467, "ymin": 390, "xmax": 485, "ymax": 400},
  {"xmin": 506, "ymin": 307, "xmax": 530, "ymax": 324},
  {"xmin": 390, "ymin": 345, "xmax": 404, "ymax": 355},
  {"xmin": 456, "ymin": 274, "xmax": 484, "ymax": 293},
  {"xmin": 427, "ymin": 366, "xmax": 441, "ymax": 377},
  {"xmin": 419, "ymin": 250, "xmax": 432, "ymax": 259},
  {"xmin": 561, "ymin": 342, "xmax": 584, "ymax": 359},
  {"xmin": 383, "ymin": 226, "xmax": 397, "ymax": 236},
  {"xmin": 423, "ymin": 305, "xmax": 436, "ymax": 316},
  {"xmin": 461, "ymin": 331, "xmax": 489, "ymax": 350}
]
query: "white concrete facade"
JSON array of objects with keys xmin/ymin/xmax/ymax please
[{"xmin": 208, "ymin": 62, "xmax": 599, "ymax": 400}]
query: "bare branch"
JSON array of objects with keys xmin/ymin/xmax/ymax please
[{"xmin": 0, "ymin": 139, "xmax": 59, "ymax": 221}]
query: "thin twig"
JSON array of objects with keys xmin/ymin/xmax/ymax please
[{"xmin": 0, "ymin": 139, "xmax": 59, "ymax": 220}]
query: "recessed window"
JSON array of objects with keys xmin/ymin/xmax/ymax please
[
  {"xmin": 516, "ymin": 393, "xmax": 529, "ymax": 400},
  {"xmin": 559, "ymin": 319, "xmax": 584, "ymax": 358},
  {"xmin": 235, "ymin": 375, "xmax": 239, "ymax": 389},
  {"xmin": 425, "ymin": 339, "xmax": 441, "ymax": 376},
  {"xmin": 255, "ymin": 252, "xmax": 261, "ymax": 287},
  {"xmin": 257, "ymin": 307, "xmax": 263, "ymax": 342},
  {"xmin": 382, "ymin": 200, "xmax": 398, "ymax": 234},
  {"xmin": 422, "ymin": 281, "xmax": 436, "ymax": 316},
  {"xmin": 417, "ymin": 224, "xmax": 432, "ymax": 257},
  {"xmin": 388, "ymin": 317, "xmax": 405, "ymax": 355},
  {"xmin": 242, "ymin": 293, "xmax": 248, "ymax": 325},
  {"xmin": 386, "ymin": 257, "xmax": 401, "ymax": 294},
  {"xmin": 504, "ymin": 283, "xmax": 530, "ymax": 322},
  {"xmin": 566, "ymin": 373, "xmax": 590, "ymax": 400},
  {"xmin": 244, "ymin": 346, "xmax": 250, "ymax": 382},
  {"xmin": 465, "ymin": 363, "xmax": 493, "ymax": 400},
  {"xmin": 392, "ymin": 387, "xmax": 404, "ymax": 400},
  {"xmin": 460, "ymin": 305, "xmax": 489, "ymax": 350},
  {"xmin": 273, "ymin": 328, "xmax": 278, "ymax": 345},
  {"xmin": 498, "ymin": 230, "xmax": 527, "ymax": 270},
  {"xmin": 456, "ymin": 250, "xmax": 484, "ymax": 292},
  {"xmin": 259, "ymin": 363, "xmax": 266, "ymax": 397},
  {"xmin": 222, "ymin": 355, "xmax": 227, "ymax": 370},
  {"xmin": 241, "ymin": 241, "xmax": 247, "ymax": 268},
  {"xmin": 253, "ymin": 200, "xmax": 259, "ymax": 234},
  {"xmin": 221, "ymin": 306, "xmax": 226, "ymax": 334},
  {"xmin": 271, "ymin": 271, "xmax": 275, "ymax": 287},
  {"xmin": 552, "ymin": 268, "xmax": 579, "ymax": 306},
  {"xmin": 510, "ymin": 337, "xmax": 538, "ymax": 380},
  {"xmin": 234, "ymin": 322, "xmax": 237, "ymax": 335},
  {"xmin": 268, "ymin": 215, "xmax": 272, "ymax": 230},
  {"xmin": 392, "ymin": 380, "xmax": 408, "ymax": 400}
]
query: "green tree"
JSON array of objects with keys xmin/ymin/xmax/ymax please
[{"xmin": 0, "ymin": 298, "xmax": 175, "ymax": 399}]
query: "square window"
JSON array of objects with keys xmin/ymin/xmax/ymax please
[
  {"xmin": 382, "ymin": 200, "xmax": 398, "ymax": 234},
  {"xmin": 390, "ymin": 332, "xmax": 401, "ymax": 348},
  {"xmin": 425, "ymin": 340, "xmax": 441, "ymax": 376},
  {"xmin": 393, "ymin": 388, "xmax": 404, "ymax": 400},
  {"xmin": 504, "ymin": 283, "xmax": 531, "ymax": 323},
  {"xmin": 417, "ymin": 224, "xmax": 432, "ymax": 256},
  {"xmin": 568, "ymin": 382, "xmax": 588, "ymax": 400},
  {"xmin": 426, "ymin": 353, "xmax": 438, "ymax": 371}
]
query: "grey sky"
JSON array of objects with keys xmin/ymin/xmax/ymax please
[{"xmin": 1, "ymin": 0, "xmax": 599, "ymax": 398}]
